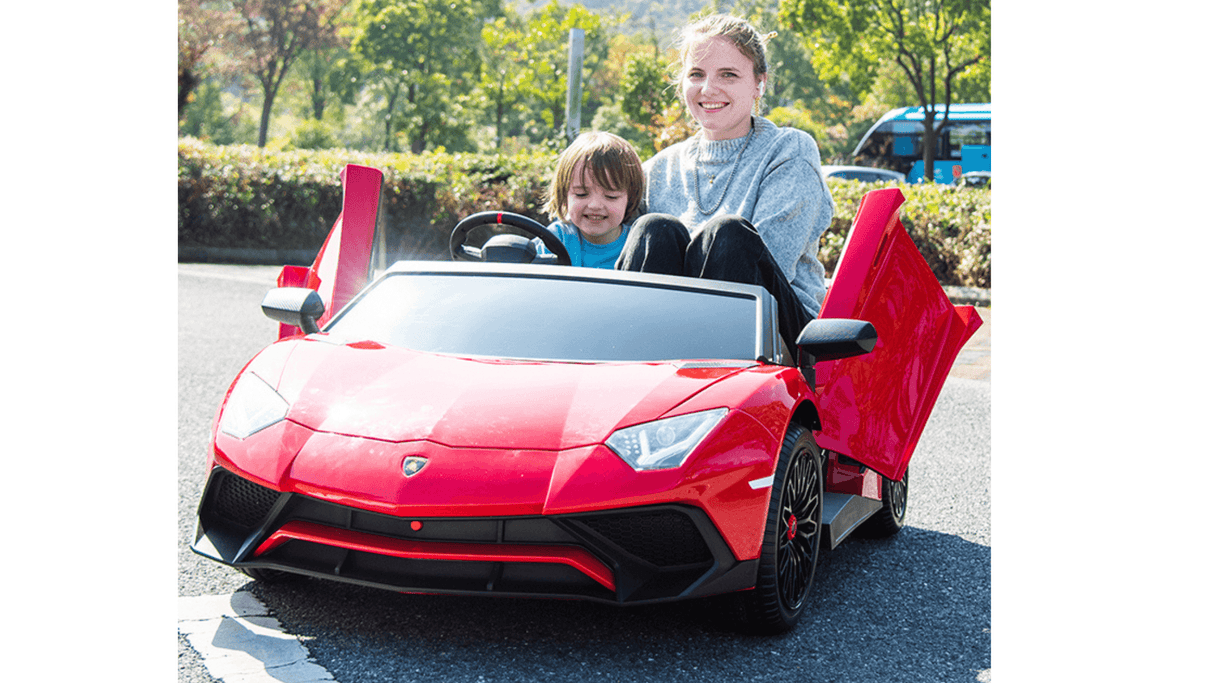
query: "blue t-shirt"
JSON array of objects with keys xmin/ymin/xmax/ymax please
[{"xmin": 538, "ymin": 220, "xmax": 631, "ymax": 269}]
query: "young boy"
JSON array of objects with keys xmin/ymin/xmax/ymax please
[{"xmin": 540, "ymin": 132, "xmax": 645, "ymax": 268}]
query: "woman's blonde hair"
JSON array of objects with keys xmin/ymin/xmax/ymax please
[
  {"xmin": 676, "ymin": 14, "xmax": 775, "ymax": 104},
  {"xmin": 544, "ymin": 132, "xmax": 645, "ymax": 223}
]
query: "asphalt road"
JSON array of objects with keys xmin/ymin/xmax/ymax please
[{"xmin": 178, "ymin": 263, "xmax": 991, "ymax": 682}]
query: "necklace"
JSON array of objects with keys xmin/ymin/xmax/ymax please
[{"xmin": 692, "ymin": 120, "xmax": 754, "ymax": 215}]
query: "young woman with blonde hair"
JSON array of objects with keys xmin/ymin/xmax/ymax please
[{"xmin": 617, "ymin": 14, "xmax": 835, "ymax": 351}]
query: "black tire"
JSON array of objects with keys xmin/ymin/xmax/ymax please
[
  {"xmin": 241, "ymin": 567, "xmax": 293, "ymax": 583},
  {"xmin": 735, "ymin": 423, "xmax": 823, "ymax": 634},
  {"xmin": 858, "ymin": 467, "xmax": 909, "ymax": 537}
]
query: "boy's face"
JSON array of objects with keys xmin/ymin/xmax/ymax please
[{"xmin": 566, "ymin": 161, "xmax": 629, "ymax": 245}]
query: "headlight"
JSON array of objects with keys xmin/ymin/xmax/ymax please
[
  {"xmin": 219, "ymin": 372, "xmax": 290, "ymax": 439},
  {"xmin": 605, "ymin": 408, "xmax": 728, "ymax": 471}
]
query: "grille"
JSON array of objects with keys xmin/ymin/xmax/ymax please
[
  {"xmin": 196, "ymin": 469, "xmax": 742, "ymax": 604},
  {"xmin": 213, "ymin": 472, "xmax": 280, "ymax": 528},
  {"xmin": 580, "ymin": 510, "xmax": 712, "ymax": 566}
]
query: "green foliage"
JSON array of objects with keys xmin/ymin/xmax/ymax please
[
  {"xmin": 179, "ymin": 79, "xmax": 253, "ymax": 145},
  {"xmin": 589, "ymin": 101, "xmax": 653, "ymax": 158},
  {"xmin": 511, "ymin": 1, "xmax": 609, "ymax": 143},
  {"xmin": 615, "ymin": 51, "xmax": 678, "ymax": 156},
  {"xmin": 179, "ymin": 138, "xmax": 555, "ymax": 258},
  {"xmin": 620, "ymin": 52, "xmax": 673, "ymax": 127},
  {"xmin": 779, "ymin": 0, "xmax": 992, "ymax": 178},
  {"xmin": 180, "ymin": 139, "xmax": 989, "ymax": 287},
  {"xmin": 821, "ymin": 178, "xmax": 990, "ymax": 288},
  {"xmin": 287, "ymin": 119, "xmax": 339, "ymax": 150},
  {"xmin": 347, "ymin": 0, "xmax": 486, "ymax": 152}
]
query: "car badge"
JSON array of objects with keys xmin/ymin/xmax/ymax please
[{"xmin": 402, "ymin": 456, "xmax": 429, "ymax": 477}]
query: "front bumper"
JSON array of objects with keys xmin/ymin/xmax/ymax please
[{"xmin": 192, "ymin": 466, "xmax": 757, "ymax": 605}]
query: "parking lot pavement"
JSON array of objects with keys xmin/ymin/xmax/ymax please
[{"xmin": 950, "ymin": 306, "xmax": 991, "ymax": 381}]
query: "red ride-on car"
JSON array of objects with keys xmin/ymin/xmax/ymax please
[{"xmin": 191, "ymin": 165, "xmax": 982, "ymax": 633}]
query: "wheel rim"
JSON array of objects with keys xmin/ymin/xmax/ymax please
[
  {"xmin": 889, "ymin": 472, "xmax": 908, "ymax": 522},
  {"xmin": 776, "ymin": 446, "xmax": 821, "ymax": 612}
]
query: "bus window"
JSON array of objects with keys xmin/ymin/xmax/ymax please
[
  {"xmin": 943, "ymin": 122, "xmax": 991, "ymax": 158},
  {"xmin": 851, "ymin": 103, "xmax": 990, "ymax": 179}
]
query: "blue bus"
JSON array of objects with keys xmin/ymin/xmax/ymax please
[{"xmin": 851, "ymin": 103, "xmax": 990, "ymax": 183}]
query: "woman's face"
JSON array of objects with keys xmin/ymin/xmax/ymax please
[{"xmin": 681, "ymin": 36, "xmax": 764, "ymax": 141}]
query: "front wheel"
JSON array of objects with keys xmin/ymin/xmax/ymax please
[{"xmin": 735, "ymin": 423, "xmax": 823, "ymax": 634}]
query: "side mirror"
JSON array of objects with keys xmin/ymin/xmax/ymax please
[
  {"xmin": 796, "ymin": 318, "xmax": 878, "ymax": 383},
  {"xmin": 261, "ymin": 287, "xmax": 326, "ymax": 335}
]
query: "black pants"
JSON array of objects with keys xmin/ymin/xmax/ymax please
[{"xmin": 616, "ymin": 213, "xmax": 813, "ymax": 352}]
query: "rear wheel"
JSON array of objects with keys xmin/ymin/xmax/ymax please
[
  {"xmin": 736, "ymin": 423, "xmax": 823, "ymax": 634},
  {"xmin": 858, "ymin": 468, "xmax": 909, "ymax": 537}
]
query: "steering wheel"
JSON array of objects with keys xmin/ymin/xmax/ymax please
[{"xmin": 449, "ymin": 211, "xmax": 572, "ymax": 266}]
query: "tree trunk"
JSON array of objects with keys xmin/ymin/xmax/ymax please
[
  {"xmin": 311, "ymin": 77, "xmax": 326, "ymax": 120},
  {"xmin": 411, "ymin": 119, "xmax": 428, "ymax": 154},
  {"xmin": 179, "ymin": 68, "xmax": 200, "ymax": 116},
  {"xmin": 383, "ymin": 85, "xmax": 400, "ymax": 152},
  {"xmin": 495, "ymin": 80, "xmax": 505, "ymax": 150},
  {"xmin": 921, "ymin": 109, "xmax": 937, "ymax": 183},
  {"xmin": 258, "ymin": 93, "xmax": 274, "ymax": 148}
]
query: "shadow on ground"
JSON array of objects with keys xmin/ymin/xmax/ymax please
[{"xmin": 241, "ymin": 526, "xmax": 989, "ymax": 683}]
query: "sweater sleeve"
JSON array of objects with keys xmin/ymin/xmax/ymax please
[{"xmin": 749, "ymin": 134, "xmax": 832, "ymax": 283}]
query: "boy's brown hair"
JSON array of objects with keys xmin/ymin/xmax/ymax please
[{"xmin": 544, "ymin": 132, "xmax": 645, "ymax": 223}]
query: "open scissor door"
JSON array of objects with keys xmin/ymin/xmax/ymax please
[
  {"xmin": 814, "ymin": 188, "xmax": 983, "ymax": 481},
  {"xmin": 274, "ymin": 164, "xmax": 384, "ymax": 338}
]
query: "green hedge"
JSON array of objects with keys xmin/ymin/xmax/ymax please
[
  {"xmin": 178, "ymin": 138, "xmax": 555, "ymax": 260},
  {"xmin": 179, "ymin": 138, "xmax": 990, "ymax": 287},
  {"xmin": 823, "ymin": 180, "xmax": 991, "ymax": 288}
]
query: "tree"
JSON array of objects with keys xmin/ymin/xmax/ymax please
[
  {"xmin": 615, "ymin": 51, "xmax": 678, "ymax": 154},
  {"xmin": 297, "ymin": 44, "xmax": 350, "ymax": 121},
  {"xmin": 178, "ymin": 0, "xmax": 242, "ymax": 117},
  {"xmin": 514, "ymin": 1, "xmax": 607, "ymax": 145},
  {"xmin": 780, "ymin": 0, "xmax": 990, "ymax": 181},
  {"xmin": 477, "ymin": 15, "xmax": 531, "ymax": 150},
  {"xmin": 344, "ymin": 0, "xmax": 485, "ymax": 152},
  {"xmin": 231, "ymin": 0, "xmax": 348, "ymax": 146}
]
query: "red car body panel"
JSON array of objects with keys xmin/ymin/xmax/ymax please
[
  {"xmin": 275, "ymin": 164, "xmax": 383, "ymax": 337},
  {"xmin": 814, "ymin": 188, "xmax": 982, "ymax": 481},
  {"xmin": 211, "ymin": 345, "xmax": 806, "ymax": 562},
  {"xmin": 255, "ymin": 340, "xmax": 746, "ymax": 447}
]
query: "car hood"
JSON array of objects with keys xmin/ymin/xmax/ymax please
[{"xmin": 249, "ymin": 337, "xmax": 752, "ymax": 449}]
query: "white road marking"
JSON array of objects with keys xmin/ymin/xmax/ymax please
[
  {"xmin": 179, "ymin": 592, "xmax": 335, "ymax": 683},
  {"xmin": 179, "ymin": 263, "xmax": 282, "ymax": 285}
]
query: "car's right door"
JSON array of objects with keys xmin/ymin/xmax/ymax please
[{"xmin": 812, "ymin": 188, "xmax": 983, "ymax": 482}]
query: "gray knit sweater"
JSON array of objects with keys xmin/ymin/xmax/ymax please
[{"xmin": 641, "ymin": 116, "xmax": 834, "ymax": 317}]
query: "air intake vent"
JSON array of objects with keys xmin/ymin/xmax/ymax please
[
  {"xmin": 581, "ymin": 510, "xmax": 712, "ymax": 566},
  {"xmin": 213, "ymin": 471, "xmax": 280, "ymax": 528}
]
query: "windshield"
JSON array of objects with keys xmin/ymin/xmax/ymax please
[{"xmin": 325, "ymin": 272, "xmax": 762, "ymax": 362}]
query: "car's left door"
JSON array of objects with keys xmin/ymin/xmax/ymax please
[{"xmin": 274, "ymin": 165, "xmax": 384, "ymax": 338}]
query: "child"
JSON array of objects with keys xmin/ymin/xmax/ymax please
[{"xmin": 539, "ymin": 132, "xmax": 645, "ymax": 268}]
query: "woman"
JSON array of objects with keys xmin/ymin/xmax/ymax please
[{"xmin": 617, "ymin": 14, "xmax": 834, "ymax": 352}]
